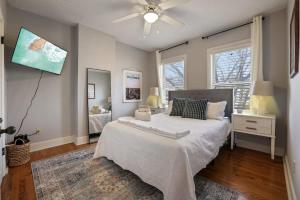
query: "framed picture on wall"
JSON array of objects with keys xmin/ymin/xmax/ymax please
[
  {"xmin": 123, "ymin": 70, "xmax": 142, "ymax": 102},
  {"xmin": 88, "ymin": 83, "xmax": 95, "ymax": 99},
  {"xmin": 290, "ymin": 0, "xmax": 299, "ymax": 78}
]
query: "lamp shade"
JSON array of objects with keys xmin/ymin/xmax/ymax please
[
  {"xmin": 149, "ymin": 87, "xmax": 159, "ymax": 96},
  {"xmin": 252, "ymin": 81, "xmax": 273, "ymax": 96}
]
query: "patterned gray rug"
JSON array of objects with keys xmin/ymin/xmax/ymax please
[{"xmin": 32, "ymin": 147, "xmax": 241, "ymax": 200}]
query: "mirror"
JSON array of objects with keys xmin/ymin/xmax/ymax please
[{"xmin": 87, "ymin": 68, "xmax": 112, "ymax": 143}]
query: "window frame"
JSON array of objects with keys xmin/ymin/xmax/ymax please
[
  {"xmin": 207, "ymin": 39, "xmax": 252, "ymax": 110},
  {"xmin": 161, "ymin": 54, "xmax": 187, "ymax": 103},
  {"xmin": 207, "ymin": 39, "xmax": 251, "ymax": 88}
]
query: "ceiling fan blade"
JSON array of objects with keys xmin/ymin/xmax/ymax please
[
  {"xmin": 113, "ymin": 13, "xmax": 140, "ymax": 23},
  {"xmin": 133, "ymin": 4, "xmax": 147, "ymax": 13},
  {"xmin": 159, "ymin": 0, "xmax": 189, "ymax": 10},
  {"xmin": 144, "ymin": 22, "xmax": 152, "ymax": 35},
  {"xmin": 160, "ymin": 15, "xmax": 184, "ymax": 27},
  {"xmin": 137, "ymin": 0, "xmax": 149, "ymax": 5}
]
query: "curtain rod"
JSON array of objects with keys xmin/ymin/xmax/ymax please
[
  {"xmin": 159, "ymin": 41, "xmax": 189, "ymax": 53},
  {"xmin": 202, "ymin": 17, "xmax": 265, "ymax": 40}
]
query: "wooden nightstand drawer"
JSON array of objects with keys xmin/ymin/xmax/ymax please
[
  {"xmin": 233, "ymin": 116, "xmax": 272, "ymax": 135},
  {"xmin": 231, "ymin": 113, "xmax": 276, "ymax": 160}
]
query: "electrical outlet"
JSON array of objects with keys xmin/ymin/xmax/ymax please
[{"xmin": 292, "ymin": 160, "xmax": 296, "ymax": 174}]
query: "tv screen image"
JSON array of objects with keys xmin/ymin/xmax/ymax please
[{"xmin": 12, "ymin": 28, "xmax": 67, "ymax": 74}]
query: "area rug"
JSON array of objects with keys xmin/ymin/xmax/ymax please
[{"xmin": 32, "ymin": 147, "xmax": 241, "ymax": 200}]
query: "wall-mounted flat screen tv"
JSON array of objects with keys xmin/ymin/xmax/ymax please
[{"xmin": 11, "ymin": 27, "xmax": 67, "ymax": 75}]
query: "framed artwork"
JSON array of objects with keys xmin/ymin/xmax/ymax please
[
  {"xmin": 88, "ymin": 83, "xmax": 95, "ymax": 99},
  {"xmin": 123, "ymin": 69, "xmax": 142, "ymax": 102},
  {"xmin": 290, "ymin": 0, "xmax": 299, "ymax": 78}
]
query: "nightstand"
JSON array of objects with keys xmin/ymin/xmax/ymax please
[
  {"xmin": 150, "ymin": 108, "xmax": 166, "ymax": 115},
  {"xmin": 231, "ymin": 113, "xmax": 276, "ymax": 159}
]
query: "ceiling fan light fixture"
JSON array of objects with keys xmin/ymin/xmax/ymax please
[{"xmin": 144, "ymin": 11, "xmax": 158, "ymax": 23}]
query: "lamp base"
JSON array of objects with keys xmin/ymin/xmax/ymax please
[{"xmin": 251, "ymin": 96, "xmax": 268, "ymax": 116}]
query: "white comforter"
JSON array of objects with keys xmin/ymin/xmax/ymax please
[
  {"xmin": 93, "ymin": 113, "xmax": 231, "ymax": 200},
  {"xmin": 89, "ymin": 112, "xmax": 111, "ymax": 133}
]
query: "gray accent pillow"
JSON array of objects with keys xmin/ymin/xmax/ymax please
[
  {"xmin": 170, "ymin": 98, "xmax": 187, "ymax": 116},
  {"xmin": 182, "ymin": 99, "xmax": 208, "ymax": 120}
]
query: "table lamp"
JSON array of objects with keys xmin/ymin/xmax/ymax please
[
  {"xmin": 147, "ymin": 87, "xmax": 160, "ymax": 108},
  {"xmin": 252, "ymin": 81, "xmax": 273, "ymax": 115}
]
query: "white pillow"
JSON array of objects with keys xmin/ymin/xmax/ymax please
[
  {"xmin": 167, "ymin": 100, "xmax": 173, "ymax": 115},
  {"xmin": 207, "ymin": 101, "xmax": 227, "ymax": 120}
]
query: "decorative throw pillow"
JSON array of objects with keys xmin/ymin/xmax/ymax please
[
  {"xmin": 182, "ymin": 99, "xmax": 208, "ymax": 120},
  {"xmin": 207, "ymin": 101, "xmax": 227, "ymax": 120},
  {"xmin": 170, "ymin": 98, "xmax": 187, "ymax": 116}
]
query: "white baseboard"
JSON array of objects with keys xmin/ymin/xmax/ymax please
[
  {"xmin": 235, "ymin": 138, "xmax": 284, "ymax": 156},
  {"xmin": 30, "ymin": 135, "xmax": 89, "ymax": 152},
  {"xmin": 73, "ymin": 135, "xmax": 89, "ymax": 145},
  {"xmin": 283, "ymin": 155, "xmax": 297, "ymax": 200},
  {"xmin": 30, "ymin": 136, "xmax": 73, "ymax": 152}
]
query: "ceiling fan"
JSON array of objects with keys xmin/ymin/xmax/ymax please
[{"xmin": 113, "ymin": 0, "xmax": 189, "ymax": 35}]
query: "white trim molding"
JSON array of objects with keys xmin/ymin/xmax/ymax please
[
  {"xmin": 206, "ymin": 39, "xmax": 251, "ymax": 89},
  {"xmin": 73, "ymin": 135, "xmax": 89, "ymax": 145},
  {"xmin": 30, "ymin": 136, "xmax": 73, "ymax": 152},
  {"xmin": 161, "ymin": 54, "xmax": 187, "ymax": 104},
  {"xmin": 284, "ymin": 155, "xmax": 297, "ymax": 200},
  {"xmin": 161, "ymin": 54, "xmax": 187, "ymax": 89},
  {"xmin": 29, "ymin": 135, "xmax": 90, "ymax": 152}
]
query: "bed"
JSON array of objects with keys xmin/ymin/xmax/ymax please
[
  {"xmin": 93, "ymin": 89, "xmax": 233, "ymax": 200},
  {"xmin": 88, "ymin": 112, "xmax": 112, "ymax": 134}
]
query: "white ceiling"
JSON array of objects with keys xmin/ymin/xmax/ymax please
[{"xmin": 7, "ymin": 0, "xmax": 287, "ymax": 52}]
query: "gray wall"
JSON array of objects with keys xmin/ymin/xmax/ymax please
[
  {"xmin": 76, "ymin": 25, "xmax": 115, "ymax": 138},
  {"xmin": 262, "ymin": 9, "xmax": 288, "ymax": 154},
  {"xmin": 161, "ymin": 25, "xmax": 251, "ymax": 90},
  {"xmin": 87, "ymin": 71, "xmax": 111, "ymax": 110},
  {"xmin": 287, "ymin": 0, "xmax": 300, "ymax": 198},
  {"xmin": 114, "ymin": 42, "xmax": 155, "ymax": 118},
  {"xmin": 5, "ymin": 7, "xmax": 155, "ymax": 143},
  {"xmin": 75, "ymin": 24, "xmax": 155, "ymax": 138},
  {"xmin": 160, "ymin": 9, "xmax": 288, "ymax": 155},
  {"xmin": 5, "ymin": 6, "xmax": 76, "ymax": 143}
]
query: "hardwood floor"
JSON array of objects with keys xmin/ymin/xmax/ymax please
[
  {"xmin": 1, "ymin": 144, "xmax": 287, "ymax": 200},
  {"xmin": 200, "ymin": 147, "xmax": 287, "ymax": 200}
]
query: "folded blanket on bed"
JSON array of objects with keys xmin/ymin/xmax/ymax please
[{"xmin": 118, "ymin": 116, "xmax": 190, "ymax": 139}]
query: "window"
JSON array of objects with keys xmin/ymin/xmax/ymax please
[
  {"xmin": 208, "ymin": 40, "xmax": 252, "ymax": 110},
  {"xmin": 161, "ymin": 56, "xmax": 186, "ymax": 104}
]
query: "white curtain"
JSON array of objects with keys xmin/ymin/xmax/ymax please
[
  {"xmin": 156, "ymin": 50, "xmax": 164, "ymax": 106},
  {"xmin": 250, "ymin": 15, "xmax": 264, "ymax": 113},
  {"xmin": 251, "ymin": 15, "xmax": 264, "ymax": 82}
]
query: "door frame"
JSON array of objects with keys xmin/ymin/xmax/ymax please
[{"xmin": 0, "ymin": 14, "xmax": 7, "ymax": 184}]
